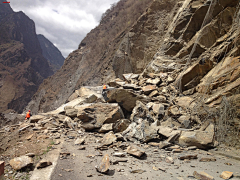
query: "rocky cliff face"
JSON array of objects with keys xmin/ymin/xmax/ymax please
[
  {"xmin": 37, "ymin": 34, "xmax": 65, "ymax": 72},
  {"xmin": 26, "ymin": 0, "xmax": 240, "ymax": 121},
  {"xmin": 0, "ymin": 0, "xmax": 53, "ymax": 113}
]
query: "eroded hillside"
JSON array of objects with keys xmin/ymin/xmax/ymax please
[{"xmin": 26, "ymin": 0, "xmax": 240, "ymax": 136}]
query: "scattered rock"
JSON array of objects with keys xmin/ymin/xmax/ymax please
[
  {"xmin": 179, "ymin": 154, "xmax": 198, "ymax": 160},
  {"xmin": 106, "ymin": 88, "xmax": 149, "ymax": 111},
  {"xmin": 36, "ymin": 160, "xmax": 52, "ymax": 169},
  {"xmin": 130, "ymin": 169, "xmax": 146, "ymax": 174},
  {"xmin": 220, "ymin": 171, "xmax": 233, "ymax": 179},
  {"xmin": 152, "ymin": 103, "xmax": 165, "ymax": 115},
  {"xmin": 193, "ymin": 171, "xmax": 214, "ymax": 180},
  {"xmin": 126, "ymin": 145, "xmax": 145, "ymax": 157},
  {"xmin": 9, "ymin": 156, "xmax": 33, "ymax": 170},
  {"xmin": 74, "ymin": 137, "xmax": 85, "ymax": 145},
  {"xmin": 113, "ymin": 119, "xmax": 131, "ymax": 133},
  {"xmin": 178, "ymin": 124, "xmax": 215, "ymax": 149},
  {"xmin": 77, "ymin": 146, "xmax": 86, "ymax": 150},
  {"xmin": 26, "ymin": 134, "xmax": 34, "ymax": 140},
  {"xmin": 29, "ymin": 115, "xmax": 46, "ymax": 123},
  {"xmin": 113, "ymin": 152, "xmax": 126, "ymax": 157},
  {"xmin": 142, "ymin": 85, "xmax": 157, "ymax": 95},
  {"xmin": 25, "ymin": 153, "xmax": 35, "ymax": 157},
  {"xmin": 199, "ymin": 157, "xmax": 216, "ymax": 162},
  {"xmin": 96, "ymin": 154, "xmax": 110, "ymax": 173},
  {"xmin": 99, "ymin": 124, "xmax": 113, "ymax": 133},
  {"xmin": 102, "ymin": 131, "xmax": 117, "ymax": 146},
  {"xmin": 165, "ymin": 157, "xmax": 174, "ymax": 164}
]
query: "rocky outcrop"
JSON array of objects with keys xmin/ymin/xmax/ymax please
[
  {"xmin": 0, "ymin": 1, "xmax": 53, "ymax": 113},
  {"xmin": 18, "ymin": 0, "xmax": 240, "ymax": 150},
  {"xmin": 37, "ymin": 34, "xmax": 65, "ymax": 72},
  {"xmin": 26, "ymin": 0, "xmax": 180, "ymax": 114}
]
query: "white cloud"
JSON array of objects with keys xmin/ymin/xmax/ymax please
[{"xmin": 9, "ymin": 0, "xmax": 119, "ymax": 57}]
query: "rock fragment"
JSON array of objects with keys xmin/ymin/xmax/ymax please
[
  {"xmin": 220, "ymin": 171, "xmax": 233, "ymax": 179},
  {"xmin": 165, "ymin": 157, "xmax": 174, "ymax": 164},
  {"xmin": 74, "ymin": 137, "xmax": 85, "ymax": 145},
  {"xmin": 130, "ymin": 169, "xmax": 146, "ymax": 174},
  {"xmin": 36, "ymin": 160, "xmax": 52, "ymax": 169},
  {"xmin": 126, "ymin": 145, "xmax": 145, "ymax": 157},
  {"xmin": 99, "ymin": 124, "xmax": 113, "ymax": 133},
  {"xmin": 193, "ymin": 171, "xmax": 214, "ymax": 180},
  {"xmin": 102, "ymin": 131, "xmax": 117, "ymax": 146},
  {"xmin": 179, "ymin": 154, "xmax": 198, "ymax": 160},
  {"xmin": 199, "ymin": 157, "xmax": 216, "ymax": 162},
  {"xmin": 9, "ymin": 156, "xmax": 33, "ymax": 170},
  {"xmin": 96, "ymin": 154, "xmax": 110, "ymax": 173}
]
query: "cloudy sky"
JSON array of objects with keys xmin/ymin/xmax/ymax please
[{"xmin": 9, "ymin": 0, "xmax": 119, "ymax": 57}]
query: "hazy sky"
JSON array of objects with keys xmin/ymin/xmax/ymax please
[{"xmin": 9, "ymin": 0, "xmax": 119, "ymax": 57}]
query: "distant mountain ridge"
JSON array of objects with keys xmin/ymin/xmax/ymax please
[
  {"xmin": 37, "ymin": 34, "xmax": 65, "ymax": 72},
  {"xmin": 0, "ymin": 0, "xmax": 55, "ymax": 113}
]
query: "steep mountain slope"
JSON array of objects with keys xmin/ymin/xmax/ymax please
[
  {"xmin": 37, "ymin": 34, "xmax": 65, "ymax": 72},
  {"xmin": 27, "ymin": 0, "xmax": 240, "ymax": 117},
  {"xmin": 26, "ymin": 0, "xmax": 178, "ymax": 113},
  {"xmin": 0, "ymin": 0, "xmax": 54, "ymax": 113}
]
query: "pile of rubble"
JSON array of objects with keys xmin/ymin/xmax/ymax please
[{"xmin": 0, "ymin": 75, "xmax": 238, "ymax": 179}]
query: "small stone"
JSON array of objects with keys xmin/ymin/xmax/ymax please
[
  {"xmin": 130, "ymin": 169, "xmax": 146, "ymax": 174},
  {"xmin": 9, "ymin": 156, "xmax": 33, "ymax": 170},
  {"xmin": 126, "ymin": 145, "xmax": 145, "ymax": 158},
  {"xmin": 96, "ymin": 154, "xmax": 110, "ymax": 173},
  {"xmin": 36, "ymin": 161, "xmax": 52, "ymax": 169},
  {"xmin": 65, "ymin": 169, "xmax": 73, "ymax": 172},
  {"xmin": 102, "ymin": 131, "xmax": 117, "ymax": 146},
  {"xmin": 199, "ymin": 157, "xmax": 216, "ymax": 162},
  {"xmin": 74, "ymin": 137, "xmax": 85, "ymax": 145},
  {"xmin": 113, "ymin": 152, "xmax": 126, "ymax": 157},
  {"xmin": 25, "ymin": 153, "xmax": 35, "ymax": 157},
  {"xmin": 77, "ymin": 146, "xmax": 86, "ymax": 150},
  {"xmin": 179, "ymin": 154, "xmax": 198, "ymax": 160},
  {"xmin": 99, "ymin": 124, "xmax": 113, "ymax": 133},
  {"xmin": 153, "ymin": 166, "xmax": 158, "ymax": 171},
  {"xmin": 220, "ymin": 171, "xmax": 233, "ymax": 179},
  {"xmin": 166, "ymin": 157, "xmax": 174, "ymax": 164},
  {"xmin": 158, "ymin": 166, "xmax": 166, "ymax": 172},
  {"xmin": 193, "ymin": 171, "xmax": 214, "ymax": 180},
  {"xmin": 26, "ymin": 134, "xmax": 34, "ymax": 140}
]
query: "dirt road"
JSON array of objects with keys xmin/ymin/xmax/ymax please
[{"xmin": 50, "ymin": 133, "xmax": 240, "ymax": 180}]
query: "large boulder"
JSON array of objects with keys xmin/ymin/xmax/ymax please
[
  {"xmin": 68, "ymin": 86, "xmax": 103, "ymax": 102},
  {"xmin": 9, "ymin": 156, "xmax": 33, "ymax": 170},
  {"xmin": 65, "ymin": 108, "xmax": 78, "ymax": 118},
  {"xmin": 76, "ymin": 103, "xmax": 124, "ymax": 125},
  {"xmin": 178, "ymin": 123, "xmax": 215, "ymax": 149},
  {"xmin": 113, "ymin": 119, "xmax": 131, "ymax": 133},
  {"xmin": 122, "ymin": 120, "xmax": 159, "ymax": 143},
  {"xmin": 106, "ymin": 89, "xmax": 150, "ymax": 111},
  {"xmin": 130, "ymin": 101, "xmax": 154, "ymax": 123},
  {"xmin": 29, "ymin": 115, "xmax": 46, "ymax": 123},
  {"xmin": 56, "ymin": 94, "xmax": 98, "ymax": 113},
  {"xmin": 175, "ymin": 96, "xmax": 196, "ymax": 109}
]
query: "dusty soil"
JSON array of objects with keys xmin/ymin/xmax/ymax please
[
  {"xmin": 51, "ymin": 132, "xmax": 240, "ymax": 180},
  {"xmin": 0, "ymin": 123, "xmax": 53, "ymax": 180}
]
